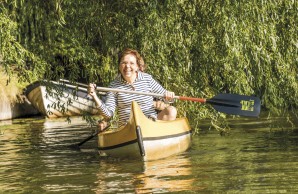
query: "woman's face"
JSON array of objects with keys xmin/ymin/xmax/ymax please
[{"xmin": 119, "ymin": 54, "xmax": 138, "ymax": 81}]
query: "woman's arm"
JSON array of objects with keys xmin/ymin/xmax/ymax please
[{"xmin": 88, "ymin": 83, "xmax": 115, "ymax": 119}]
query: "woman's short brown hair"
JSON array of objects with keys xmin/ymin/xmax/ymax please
[{"xmin": 118, "ymin": 48, "xmax": 147, "ymax": 72}]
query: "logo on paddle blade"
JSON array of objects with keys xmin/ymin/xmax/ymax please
[{"xmin": 240, "ymin": 100, "xmax": 254, "ymax": 111}]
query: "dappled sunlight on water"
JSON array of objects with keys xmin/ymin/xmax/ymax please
[
  {"xmin": 190, "ymin": 115, "xmax": 298, "ymax": 193},
  {"xmin": 94, "ymin": 155, "xmax": 200, "ymax": 193},
  {"xmin": 136, "ymin": 156, "xmax": 195, "ymax": 193},
  {"xmin": 0, "ymin": 115, "xmax": 297, "ymax": 193}
]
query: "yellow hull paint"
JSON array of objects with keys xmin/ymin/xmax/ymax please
[{"xmin": 98, "ymin": 101, "xmax": 192, "ymax": 161}]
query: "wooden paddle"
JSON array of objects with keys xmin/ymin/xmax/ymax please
[
  {"xmin": 59, "ymin": 79, "xmax": 261, "ymax": 117},
  {"xmin": 77, "ymin": 124, "xmax": 110, "ymax": 147}
]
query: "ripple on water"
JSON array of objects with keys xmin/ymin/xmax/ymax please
[{"xmin": 0, "ymin": 115, "xmax": 298, "ymax": 193}]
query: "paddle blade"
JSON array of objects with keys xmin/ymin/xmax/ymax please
[{"xmin": 206, "ymin": 94, "xmax": 261, "ymax": 117}]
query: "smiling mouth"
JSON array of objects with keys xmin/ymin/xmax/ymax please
[{"xmin": 124, "ymin": 69, "xmax": 132, "ymax": 75}]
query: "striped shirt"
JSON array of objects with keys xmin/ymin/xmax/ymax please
[{"xmin": 97, "ymin": 71, "xmax": 166, "ymax": 125}]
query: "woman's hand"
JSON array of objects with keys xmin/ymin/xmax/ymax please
[
  {"xmin": 87, "ymin": 83, "xmax": 97, "ymax": 98},
  {"xmin": 164, "ymin": 91, "xmax": 175, "ymax": 101},
  {"xmin": 154, "ymin": 100, "xmax": 169, "ymax": 110},
  {"xmin": 88, "ymin": 83, "xmax": 102, "ymax": 107},
  {"xmin": 98, "ymin": 120, "xmax": 108, "ymax": 131}
]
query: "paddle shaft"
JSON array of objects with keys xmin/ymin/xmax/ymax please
[
  {"xmin": 77, "ymin": 124, "xmax": 110, "ymax": 147},
  {"xmin": 92, "ymin": 87, "xmax": 260, "ymax": 116},
  {"xmin": 57, "ymin": 79, "xmax": 106, "ymax": 95},
  {"xmin": 59, "ymin": 79, "xmax": 207, "ymax": 102},
  {"xmin": 57, "ymin": 79, "xmax": 260, "ymax": 117}
]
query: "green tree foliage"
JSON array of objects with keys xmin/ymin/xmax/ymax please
[{"xmin": 0, "ymin": 0, "xmax": 297, "ymax": 129}]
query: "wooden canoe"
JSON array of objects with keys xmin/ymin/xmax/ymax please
[
  {"xmin": 98, "ymin": 101, "xmax": 192, "ymax": 161},
  {"xmin": 25, "ymin": 80, "xmax": 98, "ymax": 118}
]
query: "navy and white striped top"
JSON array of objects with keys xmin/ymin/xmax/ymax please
[{"xmin": 97, "ymin": 71, "xmax": 166, "ymax": 125}]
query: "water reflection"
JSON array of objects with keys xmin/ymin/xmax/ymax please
[
  {"xmin": 135, "ymin": 155, "xmax": 195, "ymax": 193},
  {"xmin": 0, "ymin": 117, "xmax": 43, "ymax": 192},
  {"xmin": 189, "ymin": 117, "xmax": 298, "ymax": 193},
  {"xmin": 0, "ymin": 116, "xmax": 98, "ymax": 193},
  {"xmin": 94, "ymin": 154, "xmax": 197, "ymax": 193},
  {"xmin": 0, "ymin": 115, "xmax": 297, "ymax": 193}
]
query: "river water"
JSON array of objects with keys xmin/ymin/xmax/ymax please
[{"xmin": 0, "ymin": 115, "xmax": 297, "ymax": 193}]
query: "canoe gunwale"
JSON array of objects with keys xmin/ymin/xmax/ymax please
[
  {"xmin": 98, "ymin": 129, "xmax": 192, "ymax": 150},
  {"xmin": 142, "ymin": 130, "xmax": 192, "ymax": 141},
  {"xmin": 25, "ymin": 80, "xmax": 90, "ymax": 97},
  {"xmin": 98, "ymin": 139, "xmax": 138, "ymax": 150}
]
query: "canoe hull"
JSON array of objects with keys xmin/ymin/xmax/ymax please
[
  {"xmin": 98, "ymin": 101, "xmax": 192, "ymax": 161},
  {"xmin": 25, "ymin": 81, "xmax": 98, "ymax": 118}
]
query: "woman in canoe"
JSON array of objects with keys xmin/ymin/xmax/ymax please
[{"xmin": 88, "ymin": 48, "xmax": 177, "ymax": 130}]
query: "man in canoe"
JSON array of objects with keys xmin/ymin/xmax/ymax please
[{"xmin": 88, "ymin": 48, "xmax": 177, "ymax": 130}]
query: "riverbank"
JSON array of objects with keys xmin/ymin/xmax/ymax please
[{"xmin": 0, "ymin": 69, "xmax": 39, "ymax": 120}]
